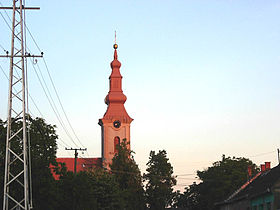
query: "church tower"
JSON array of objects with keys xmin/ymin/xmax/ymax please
[{"xmin": 99, "ymin": 43, "xmax": 133, "ymax": 168}]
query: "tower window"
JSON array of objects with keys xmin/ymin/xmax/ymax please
[{"xmin": 114, "ymin": 136, "xmax": 120, "ymax": 153}]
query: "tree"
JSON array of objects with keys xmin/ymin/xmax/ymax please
[
  {"xmin": 28, "ymin": 117, "xmax": 62, "ymax": 209},
  {"xmin": 144, "ymin": 150, "xmax": 177, "ymax": 209},
  {"xmin": 176, "ymin": 155, "xmax": 259, "ymax": 210},
  {"xmin": 56, "ymin": 168, "xmax": 124, "ymax": 210},
  {"xmin": 110, "ymin": 139, "xmax": 145, "ymax": 210},
  {"xmin": 0, "ymin": 116, "xmax": 62, "ymax": 210}
]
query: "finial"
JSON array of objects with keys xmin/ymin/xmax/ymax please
[{"xmin": 113, "ymin": 30, "xmax": 118, "ymax": 49}]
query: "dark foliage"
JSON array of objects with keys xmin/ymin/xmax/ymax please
[
  {"xmin": 144, "ymin": 150, "xmax": 177, "ymax": 209},
  {"xmin": 110, "ymin": 139, "xmax": 146, "ymax": 210},
  {"xmin": 0, "ymin": 117, "xmax": 61, "ymax": 210},
  {"xmin": 56, "ymin": 169, "xmax": 123, "ymax": 210},
  {"xmin": 175, "ymin": 155, "xmax": 259, "ymax": 210}
]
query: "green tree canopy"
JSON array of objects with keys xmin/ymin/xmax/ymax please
[
  {"xmin": 110, "ymin": 139, "xmax": 145, "ymax": 210},
  {"xmin": 0, "ymin": 116, "xmax": 63, "ymax": 210},
  {"xmin": 56, "ymin": 168, "xmax": 123, "ymax": 210},
  {"xmin": 176, "ymin": 155, "xmax": 259, "ymax": 210},
  {"xmin": 144, "ymin": 150, "xmax": 177, "ymax": 209}
]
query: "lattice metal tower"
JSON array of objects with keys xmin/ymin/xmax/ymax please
[{"xmin": 0, "ymin": 1, "xmax": 39, "ymax": 209}]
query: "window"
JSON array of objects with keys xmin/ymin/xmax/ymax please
[
  {"xmin": 114, "ymin": 136, "xmax": 120, "ymax": 153},
  {"xmin": 266, "ymin": 202, "xmax": 271, "ymax": 210}
]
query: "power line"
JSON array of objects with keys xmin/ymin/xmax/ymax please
[
  {"xmin": 42, "ymin": 57, "xmax": 86, "ymax": 149},
  {"xmin": 24, "ymin": 19, "xmax": 41, "ymax": 53},
  {"xmin": 35, "ymin": 61, "xmax": 83, "ymax": 148},
  {"xmin": 28, "ymin": 110, "xmax": 71, "ymax": 149},
  {"xmin": 0, "ymin": 9, "xmax": 12, "ymax": 31},
  {"xmin": 1, "ymin": 2, "xmax": 88, "ymax": 155},
  {"xmin": 0, "ymin": 63, "xmax": 69, "ymax": 149},
  {"xmin": 0, "ymin": 63, "xmax": 44, "ymax": 118},
  {"xmin": 27, "ymin": 33, "xmax": 87, "ymax": 151},
  {"xmin": 0, "ymin": 43, "xmax": 7, "ymax": 52},
  {"xmin": 20, "ymin": 11, "xmax": 87, "ymax": 150},
  {"xmin": 177, "ymin": 177, "xmax": 198, "ymax": 180},
  {"xmin": 176, "ymin": 173, "xmax": 196, "ymax": 176},
  {"xmin": 29, "ymin": 60, "xmax": 79, "ymax": 148},
  {"xmin": 248, "ymin": 150, "xmax": 275, "ymax": 158},
  {"xmin": 22, "ymin": 15, "xmax": 87, "ymax": 151}
]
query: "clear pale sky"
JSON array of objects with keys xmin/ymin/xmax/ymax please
[{"xmin": 0, "ymin": 0, "xmax": 280, "ymax": 191}]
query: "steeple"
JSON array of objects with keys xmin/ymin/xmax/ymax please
[
  {"xmin": 99, "ymin": 40, "xmax": 133, "ymax": 168},
  {"xmin": 101, "ymin": 43, "xmax": 133, "ymax": 123}
]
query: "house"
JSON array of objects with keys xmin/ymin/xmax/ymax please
[{"xmin": 217, "ymin": 162, "xmax": 280, "ymax": 210}]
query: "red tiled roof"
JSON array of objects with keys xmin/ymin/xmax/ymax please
[{"xmin": 52, "ymin": 157, "xmax": 102, "ymax": 180}]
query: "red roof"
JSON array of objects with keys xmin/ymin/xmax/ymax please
[{"xmin": 52, "ymin": 158, "xmax": 102, "ymax": 180}]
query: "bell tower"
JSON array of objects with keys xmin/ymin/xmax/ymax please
[{"xmin": 99, "ymin": 42, "xmax": 133, "ymax": 168}]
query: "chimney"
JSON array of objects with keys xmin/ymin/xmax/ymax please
[
  {"xmin": 265, "ymin": 162, "xmax": 271, "ymax": 170},
  {"xmin": 248, "ymin": 165, "xmax": 252, "ymax": 178},
  {"xmin": 261, "ymin": 164, "xmax": 266, "ymax": 172}
]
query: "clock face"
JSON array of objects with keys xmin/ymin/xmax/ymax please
[{"xmin": 113, "ymin": 120, "xmax": 121, "ymax": 128}]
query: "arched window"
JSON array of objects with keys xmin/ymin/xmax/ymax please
[{"xmin": 114, "ymin": 136, "xmax": 120, "ymax": 153}]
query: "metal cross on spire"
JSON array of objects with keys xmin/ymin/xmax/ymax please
[{"xmin": 113, "ymin": 31, "xmax": 118, "ymax": 50}]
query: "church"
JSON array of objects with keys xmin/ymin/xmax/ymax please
[{"xmin": 55, "ymin": 43, "xmax": 133, "ymax": 173}]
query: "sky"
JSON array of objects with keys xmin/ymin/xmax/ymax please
[{"xmin": 0, "ymin": 0, "xmax": 280, "ymax": 191}]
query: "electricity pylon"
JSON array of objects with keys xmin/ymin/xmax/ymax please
[{"xmin": 0, "ymin": 1, "xmax": 40, "ymax": 209}]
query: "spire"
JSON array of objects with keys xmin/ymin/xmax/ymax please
[
  {"xmin": 111, "ymin": 32, "xmax": 120, "ymax": 69},
  {"xmin": 100, "ymin": 39, "xmax": 133, "ymax": 123},
  {"xmin": 111, "ymin": 46, "xmax": 121, "ymax": 69}
]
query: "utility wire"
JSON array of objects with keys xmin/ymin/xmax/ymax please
[
  {"xmin": 0, "ymin": 2, "xmax": 12, "ymax": 21},
  {"xmin": 35, "ymin": 62, "xmax": 66, "ymax": 126},
  {"xmin": 27, "ymin": 108, "xmax": 70, "ymax": 149},
  {"xmin": 0, "ymin": 10, "xmax": 12, "ymax": 31},
  {"xmin": 24, "ymin": 21, "xmax": 41, "ymax": 54},
  {"xmin": 249, "ymin": 150, "xmax": 275, "ymax": 158},
  {"xmin": 1, "ymin": 6, "xmax": 88, "ymax": 154},
  {"xmin": 0, "ymin": 43, "xmax": 7, "ymax": 52},
  {"xmin": 177, "ymin": 177, "xmax": 198, "ymax": 180},
  {"xmin": 0, "ymin": 61, "xmax": 44, "ymax": 117},
  {"xmin": 22, "ymin": 16, "xmax": 87, "ymax": 150},
  {"xmin": 0, "ymin": 63, "xmax": 44, "ymax": 118},
  {"xmin": 22, "ymin": 14, "xmax": 87, "ymax": 151},
  {"xmin": 42, "ymin": 57, "xmax": 86, "ymax": 148},
  {"xmin": 176, "ymin": 173, "xmax": 196, "ymax": 176},
  {"xmin": 0, "ymin": 63, "xmax": 69, "ymax": 147},
  {"xmin": 29, "ymin": 60, "xmax": 79, "ymax": 148},
  {"xmin": 17, "ymin": 26, "xmax": 83, "ymax": 150},
  {"xmin": 35, "ymin": 61, "xmax": 82, "ymax": 148}
]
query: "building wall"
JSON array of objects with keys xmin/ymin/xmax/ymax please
[
  {"xmin": 251, "ymin": 194, "xmax": 273, "ymax": 210},
  {"xmin": 219, "ymin": 199, "xmax": 250, "ymax": 210},
  {"xmin": 102, "ymin": 122, "xmax": 131, "ymax": 168},
  {"xmin": 272, "ymin": 180, "xmax": 280, "ymax": 210}
]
